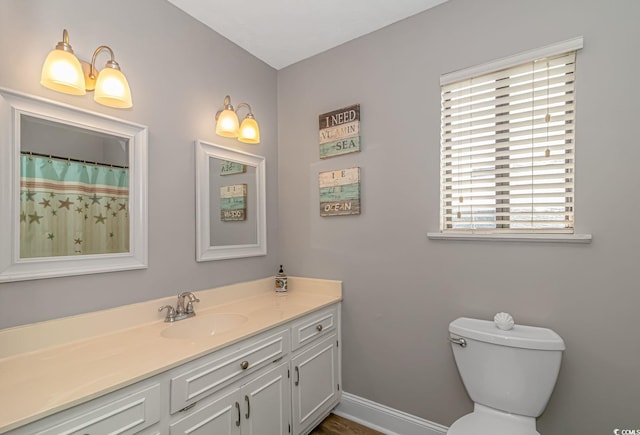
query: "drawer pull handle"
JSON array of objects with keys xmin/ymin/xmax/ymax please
[
  {"xmin": 240, "ymin": 360, "xmax": 249, "ymax": 370},
  {"xmin": 295, "ymin": 366, "xmax": 300, "ymax": 386},
  {"xmin": 245, "ymin": 394, "xmax": 251, "ymax": 419},
  {"xmin": 179, "ymin": 402, "xmax": 197, "ymax": 412},
  {"xmin": 235, "ymin": 402, "xmax": 241, "ymax": 426},
  {"xmin": 316, "ymin": 324, "xmax": 323, "ymax": 332}
]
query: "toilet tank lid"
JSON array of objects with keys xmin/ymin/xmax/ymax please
[{"xmin": 449, "ymin": 317, "xmax": 565, "ymax": 351}]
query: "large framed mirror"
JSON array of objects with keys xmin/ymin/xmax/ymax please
[
  {"xmin": 0, "ymin": 88, "xmax": 148, "ymax": 282},
  {"xmin": 195, "ymin": 140, "xmax": 266, "ymax": 261}
]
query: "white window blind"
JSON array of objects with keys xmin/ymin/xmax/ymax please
[{"xmin": 439, "ymin": 50, "xmax": 577, "ymax": 234}]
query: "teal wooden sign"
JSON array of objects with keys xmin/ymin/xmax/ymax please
[
  {"xmin": 319, "ymin": 167, "xmax": 360, "ymax": 216},
  {"xmin": 220, "ymin": 184, "xmax": 247, "ymax": 221},
  {"xmin": 319, "ymin": 104, "xmax": 360, "ymax": 159},
  {"xmin": 220, "ymin": 160, "xmax": 246, "ymax": 175}
]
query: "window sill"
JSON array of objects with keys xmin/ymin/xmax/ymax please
[{"xmin": 427, "ymin": 232, "xmax": 592, "ymax": 244}]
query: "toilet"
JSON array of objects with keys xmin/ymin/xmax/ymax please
[{"xmin": 448, "ymin": 315, "xmax": 565, "ymax": 435}]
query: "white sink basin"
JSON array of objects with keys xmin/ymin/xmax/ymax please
[{"xmin": 161, "ymin": 313, "xmax": 248, "ymax": 339}]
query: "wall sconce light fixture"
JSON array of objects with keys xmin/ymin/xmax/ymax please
[
  {"xmin": 215, "ymin": 95, "xmax": 260, "ymax": 144},
  {"xmin": 40, "ymin": 29, "xmax": 133, "ymax": 109}
]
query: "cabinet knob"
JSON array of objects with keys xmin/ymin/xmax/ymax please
[
  {"xmin": 240, "ymin": 360, "xmax": 249, "ymax": 370},
  {"xmin": 316, "ymin": 324, "xmax": 323, "ymax": 332}
]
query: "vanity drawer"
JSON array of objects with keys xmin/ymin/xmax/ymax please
[
  {"xmin": 291, "ymin": 304, "xmax": 338, "ymax": 351},
  {"xmin": 170, "ymin": 328, "xmax": 289, "ymax": 413},
  {"xmin": 12, "ymin": 382, "xmax": 161, "ymax": 435}
]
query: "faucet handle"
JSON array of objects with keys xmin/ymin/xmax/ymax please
[
  {"xmin": 159, "ymin": 305, "xmax": 177, "ymax": 322},
  {"xmin": 179, "ymin": 291, "xmax": 199, "ymax": 302},
  {"xmin": 178, "ymin": 292, "xmax": 199, "ymax": 315},
  {"xmin": 184, "ymin": 294, "xmax": 200, "ymax": 315}
]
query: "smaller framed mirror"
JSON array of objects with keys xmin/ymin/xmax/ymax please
[{"xmin": 195, "ymin": 140, "xmax": 266, "ymax": 261}]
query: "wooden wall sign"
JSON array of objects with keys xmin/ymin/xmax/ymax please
[
  {"xmin": 319, "ymin": 104, "xmax": 360, "ymax": 159},
  {"xmin": 220, "ymin": 160, "xmax": 246, "ymax": 175},
  {"xmin": 220, "ymin": 184, "xmax": 247, "ymax": 221},
  {"xmin": 319, "ymin": 167, "xmax": 360, "ymax": 216}
]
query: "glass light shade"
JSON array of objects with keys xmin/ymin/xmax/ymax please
[
  {"xmin": 238, "ymin": 117, "xmax": 260, "ymax": 144},
  {"xmin": 216, "ymin": 109, "xmax": 240, "ymax": 137},
  {"xmin": 40, "ymin": 49, "xmax": 86, "ymax": 95},
  {"xmin": 93, "ymin": 67, "xmax": 132, "ymax": 108}
]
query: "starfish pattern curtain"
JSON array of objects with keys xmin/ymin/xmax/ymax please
[{"xmin": 20, "ymin": 154, "xmax": 129, "ymax": 258}]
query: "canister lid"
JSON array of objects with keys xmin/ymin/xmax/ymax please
[{"xmin": 449, "ymin": 317, "xmax": 565, "ymax": 351}]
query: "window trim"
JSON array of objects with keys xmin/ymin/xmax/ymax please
[
  {"xmin": 440, "ymin": 37, "xmax": 584, "ymax": 86},
  {"xmin": 434, "ymin": 37, "xmax": 589, "ymax": 240},
  {"xmin": 427, "ymin": 232, "xmax": 592, "ymax": 243}
]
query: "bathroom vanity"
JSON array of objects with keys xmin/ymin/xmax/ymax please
[{"xmin": 0, "ymin": 277, "xmax": 342, "ymax": 435}]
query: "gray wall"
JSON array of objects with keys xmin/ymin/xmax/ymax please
[
  {"xmin": 277, "ymin": 0, "xmax": 640, "ymax": 433},
  {"xmin": 0, "ymin": 0, "xmax": 279, "ymax": 327}
]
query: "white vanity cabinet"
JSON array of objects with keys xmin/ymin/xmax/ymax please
[
  {"xmin": 290, "ymin": 305, "xmax": 341, "ymax": 435},
  {"xmin": 169, "ymin": 305, "xmax": 341, "ymax": 435},
  {"xmin": 6, "ymin": 302, "xmax": 341, "ymax": 435}
]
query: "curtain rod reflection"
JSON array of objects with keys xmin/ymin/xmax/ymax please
[{"xmin": 21, "ymin": 151, "xmax": 129, "ymax": 169}]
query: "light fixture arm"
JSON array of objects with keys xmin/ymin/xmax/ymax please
[
  {"xmin": 89, "ymin": 45, "xmax": 120, "ymax": 80},
  {"xmin": 235, "ymin": 102, "xmax": 255, "ymax": 119},
  {"xmin": 215, "ymin": 96, "xmax": 255, "ymax": 118}
]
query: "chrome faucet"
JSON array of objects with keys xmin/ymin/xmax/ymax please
[
  {"xmin": 177, "ymin": 291, "xmax": 200, "ymax": 319},
  {"xmin": 158, "ymin": 291, "xmax": 200, "ymax": 322}
]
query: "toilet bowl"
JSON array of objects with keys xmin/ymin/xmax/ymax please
[{"xmin": 447, "ymin": 316, "xmax": 565, "ymax": 435}]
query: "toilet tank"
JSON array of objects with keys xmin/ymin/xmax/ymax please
[{"xmin": 449, "ymin": 317, "xmax": 565, "ymax": 417}]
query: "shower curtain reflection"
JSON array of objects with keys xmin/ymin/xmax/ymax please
[{"xmin": 20, "ymin": 153, "xmax": 129, "ymax": 258}]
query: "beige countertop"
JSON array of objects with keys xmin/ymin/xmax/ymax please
[{"xmin": 0, "ymin": 276, "xmax": 342, "ymax": 433}]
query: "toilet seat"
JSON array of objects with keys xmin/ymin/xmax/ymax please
[{"xmin": 447, "ymin": 408, "xmax": 540, "ymax": 435}]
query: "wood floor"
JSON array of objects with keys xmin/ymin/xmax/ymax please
[{"xmin": 310, "ymin": 414, "xmax": 384, "ymax": 435}]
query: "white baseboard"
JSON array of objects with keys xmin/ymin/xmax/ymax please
[{"xmin": 332, "ymin": 392, "xmax": 449, "ymax": 435}]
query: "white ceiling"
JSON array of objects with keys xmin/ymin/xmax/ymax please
[{"xmin": 167, "ymin": 0, "xmax": 448, "ymax": 70}]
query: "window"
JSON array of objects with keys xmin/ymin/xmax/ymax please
[{"xmin": 438, "ymin": 39, "xmax": 582, "ymax": 235}]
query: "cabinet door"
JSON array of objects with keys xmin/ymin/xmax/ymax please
[
  {"xmin": 241, "ymin": 362, "xmax": 291, "ymax": 435},
  {"xmin": 291, "ymin": 334, "xmax": 340, "ymax": 435},
  {"xmin": 170, "ymin": 387, "xmax": 242, "ymax": 435}
]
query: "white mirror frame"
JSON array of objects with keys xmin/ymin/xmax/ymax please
[
  {"xmin": 195, "ymin": 140, "xmax": 266, "ymax": 261},
  {"xmin": 0, "ymin": 88, "xmax": 148, "ymax": 282}
]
